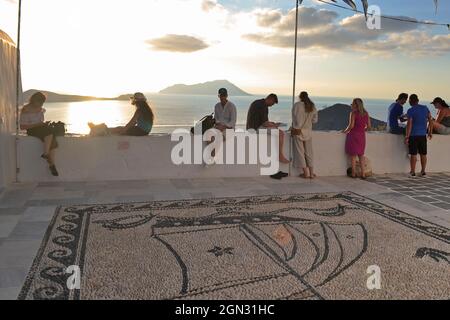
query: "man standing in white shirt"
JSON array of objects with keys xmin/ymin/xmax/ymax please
[{"xmin": 214, "ymin": 88, "xmax": 237, "ymax": 131}]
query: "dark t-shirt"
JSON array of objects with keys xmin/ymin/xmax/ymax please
[{"xmin": 246, "ymin": 99, "xmax": 268, "ymax": 130}]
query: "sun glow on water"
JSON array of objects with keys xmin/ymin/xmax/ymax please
[{"xmin": 65, "ymin": 101, "xmax": 134, "ymax": 135}]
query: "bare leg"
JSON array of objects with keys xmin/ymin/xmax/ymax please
[
  {"xmin": 358, "ymin": 155, "xmax": 366, "ymax": 179},
  {"xmin": 278, "ymin": 130, "xmax": 290, "ymax": 164},
  {"xmin": 300, "ymin": 167, "xmax": 310, "ymax": 179},
  {"xmin": 309, "ymin": 167, "xmax": 316, "ymax": 179},
  {"xmin": 43, "ymin": 135, "xmax": 53, "ymax": 156},
  {"xmin": 433, "ymin": 122, "xmax": 442, "ymax": 133},
  {"xmin": 351, "ymin": 156, "xmax": 357, "ymax": 177},
  {"xmin": 109, "ymin": 127, "xmax": 125, "ymax": 135},
  {"xmin": 410, "ymin": 155, "xmax": 417, "ymax": 174},
  {"xmin": 48, "ymin": 149, "xmax": 56, "ymax": 166},
  {"xmin": 420, "ymin": 154, "xmax": 427, "ymax": 174}
]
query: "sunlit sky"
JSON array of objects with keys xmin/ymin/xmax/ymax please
[{"xmin": 1, "ymin": 0, "xmax": 449, "ymax": 99}]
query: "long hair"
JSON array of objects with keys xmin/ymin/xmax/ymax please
[
  {"xmin": 299, "ymin": 91, "xmax": 315, "ymax": 113},
  {"xmin": 440, "ymin": 100, "xmax": 449, "ymax": 108},
  {"xmin": 353, "ymin": 98, "xmax": 367, "ymax": 116},
  {"xmin": 135, "ymin": 100, "xmax": 155, "ymax": 123}
]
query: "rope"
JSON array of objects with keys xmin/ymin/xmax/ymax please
[{"xmin": 316, "ymin": 0, "xmax": 450, "ymax": 29}]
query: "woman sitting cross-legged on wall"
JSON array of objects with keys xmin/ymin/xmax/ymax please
[
  {"xmin": 88, "ymin": 92, "xmax": 154, "ymax": 136},
  {"xmin": 431, "ymin": 97, "xmax": 450, "ymax": 135},
  {"xmin": 343, "ymin": 98, "xmax": 372, "ymax": 179},
  {"xmin": 20, "ymin": 92, "xmax": 59, "ymax": 176}
]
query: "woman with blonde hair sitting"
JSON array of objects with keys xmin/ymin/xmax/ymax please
[
  {"xmin": 343, "ymin": 98, "xmax": 372, "ymax": 179},
  {"xmin": 291, "ymin": 91, "xmax": 318, "ymax": 179}
]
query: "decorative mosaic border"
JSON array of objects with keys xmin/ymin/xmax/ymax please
[{"xmin": 18, "ymin": 192, "xmax": 449, "ymax": 300}]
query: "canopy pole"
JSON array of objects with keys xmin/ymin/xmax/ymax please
[
  {"xmin": 15, "ymin": 0, "xmax": 22, "ymax": 183},
  {"xmin": 289, "ymin": 0, "xmax": 300, "ymax": 177}
]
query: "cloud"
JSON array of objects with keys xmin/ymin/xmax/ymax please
[
  {"xmin": 255, "ymin": 7, "xmax": 338, "ymax": 31},
  {"xmin": 201, "ymin": 0, "xmax": 217, "ymax": 12},
  {"xmin": 243, "ymin": 7, "xmax": 450, "ymax": 56},
  {"xmin": 146, "ymin": 34, "xmax": 209, "ymax": 53}
]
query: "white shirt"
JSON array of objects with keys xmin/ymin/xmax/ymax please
[
  {"xmin": 20, "ymin": 108, "xmax": 45, "ymax": 126},
  {"xmin": 292, "ymin": 101, "xmax": 318, "ymax": 141},
  {"xmin": 214, "ymin": 101, "xmax": 237, "ymax": 129}
]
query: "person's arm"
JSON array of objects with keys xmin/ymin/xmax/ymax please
[
  {"xmin": 366, "ymin": 115, "xmax": 372, "ymax": 131},
  {"xmin": 226, "ymin": 104, "xmax": 237, "ymax": 129},
  {"xmin": 405, "ymin": 117, "xmax": 412, "ymax": 145},
  {"xmin": 397, "ymin": 106, "xmax": 407, "ymax": 123},
  {"xmin": 428, "ymin": 112, "xmax": 433, "ymax": 140},
  {"xmin": 435, "ymin": 109, "xmax": 443, "ymax": 124},
  {"xmin": 342, "ymin": 112, "xmax": 355, "ymax": 133},
  {"xmin": 312, "ymin": 109, "xmax": 319, "ymax": 124},
  {"xmin": 124, "ymin": 110, "xmax": 139, "ymax": 130},
  {"xmin": 261, "ymin": 107, "xmax": 278, "ymax": 128},
  {"xmin": 262, "ymin": 121, "xmax": 278, "ymax": 128},
  {"xmin": 20, "ymin": 122, "xmax": 42, "ymax": 130}
]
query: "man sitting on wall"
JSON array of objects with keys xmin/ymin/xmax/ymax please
[
  {"xmin": 387, "ymin": 93, "xmax": 408, "ymax": 135},
  {"xmin": 246, "ymin": 93, "xmax": 290, "ymax": 165}
]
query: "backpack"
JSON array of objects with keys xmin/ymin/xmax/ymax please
[
  {"xmin": 49, "ymin": 121, "xmax": 66, "ymax": 137},
  {"xmin": 190, "ymin": 113, "xmax": 216, "ymax": 135}
]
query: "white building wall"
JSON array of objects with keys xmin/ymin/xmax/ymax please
[
  {"xmin": 0, "ymin": 34, "xmax": 19, "ymax": 189},
  {"xmin": 17, "ymin": 132, "xmax": 450, "ymax": 182}
]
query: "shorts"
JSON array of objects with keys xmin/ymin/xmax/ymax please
[
  {"xmin": 123, "ymin": 126, "xmax": 149, "ymax": 136},
  {"xmin": 408, "ymin": 136, "xmax": 427, "ymax": 156},
  {"xmin": 27, "ymin": 124, "xmax": 58, "ymax": 149}
]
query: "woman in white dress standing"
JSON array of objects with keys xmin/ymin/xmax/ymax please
[{"xmin": 291, "ymin": 91, "xmax": 318, "ymax": 179}]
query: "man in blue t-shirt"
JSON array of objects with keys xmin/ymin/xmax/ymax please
[
  {"xmin": 387, "ymin": 93, "xmax": 408, "ymax": 134},
  {"xmin": 405, "ymin": 94, "xmax": 433, "ymax": 177}
]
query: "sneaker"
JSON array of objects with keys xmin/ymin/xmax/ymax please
[
  {"xmin": 270, "ymin": 172, "xmax": 283, "ymax": 180},
  {"xmin": 279, "ymin": 172, "xmax": 289, "ymax": 178},
  {"xmin": 409, "ymin": 172, "xmax": 416, "ymax": 178},
  {"xmin": 49, "ymin": 165, "xmax": 59, "ymax": 177},
  {"xmin": 420, "ymin": 172, "xmax": 427, "ymax": 177}
]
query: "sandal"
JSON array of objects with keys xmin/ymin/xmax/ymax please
[
  {"xmin": 49, "ymin": 165, "xmax": 59, "ymax": 177},
  {"xmin": 299, "ymin": 174, "xmax": 310, "ymax": 179},
  {"xmin": 309, "ymin": 174, "xmax": 317, "ymax": 179}
]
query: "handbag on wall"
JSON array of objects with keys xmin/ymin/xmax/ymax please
[
  {"xmin": 49, "ymin": 121, "xmax": 66, "ymax": 137},
  {"xmin": 190, "ymin": 113, "xmax": 216, "ymax": 135}
]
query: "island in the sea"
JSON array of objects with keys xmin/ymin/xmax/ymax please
[
  {"xmin": 22, "ymin": 89, "xmax": 113, "ymax": 103},
  {"xmin": 159, "ymin": 80, "xmax": 252, "ymax": 96},
  {"xmin": 314, "ymin": 103, "xmax": 386, "ymax": 131}
]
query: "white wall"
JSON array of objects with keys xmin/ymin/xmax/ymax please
[
  {"xmin": 0, "ymin": 34, "xmax": 19, "ymax": 188},
  {"xmin": 17, "ymin": 132, "xmax": 450, "ymax": 182}
]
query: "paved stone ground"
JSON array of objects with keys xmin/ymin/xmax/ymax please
[
  {"xmin": 367, "ymin": 173, "xmax": 450, "ymax": 211},
  {"xmin": 0, "ymin": 175, "xmax": 449, "ymax": 300}
]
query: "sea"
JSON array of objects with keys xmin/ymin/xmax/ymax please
[{"xmin": 41, "ymin": 94, "xmax": 433, "ymax": 135}]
